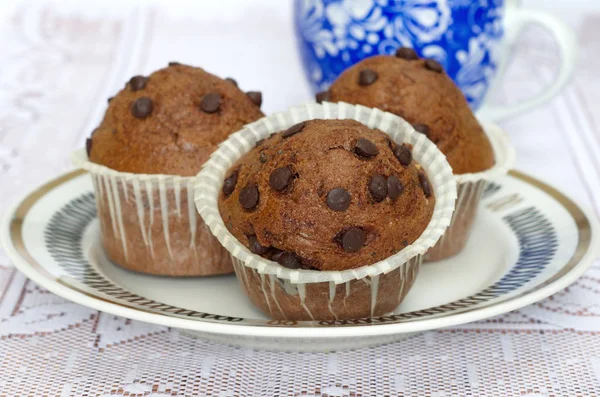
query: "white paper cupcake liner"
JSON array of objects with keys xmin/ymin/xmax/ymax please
[
  {"xmin": 229, "ymin": 255, "xmax": 421, "ymax": 320},
  {"xmin": 72, "ymin": 150, "xmax": 232, "ymax": 276},
  {"xmin": 194, "ymin": 102, "xmax": 457, "ymax": 285},
  {"xmin": 425, "ymin": 122, "xmax": 516, "ymax": 261}
]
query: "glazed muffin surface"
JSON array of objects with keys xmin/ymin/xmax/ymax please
[
  {"xmin": 218, "ymin": 119, "xmax": 435, "ymax": 271},
  {"xmin": 89, "ymin": 64, "xmax": 264, "ymax": 176},
  {"xmin": 325, "ymin": 53, "xmax": 494, "ymax": 174}
]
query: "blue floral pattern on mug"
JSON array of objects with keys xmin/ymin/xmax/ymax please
[{"xmin": 294, "ymin": 0, "xmax": 505, "ymax": 109}]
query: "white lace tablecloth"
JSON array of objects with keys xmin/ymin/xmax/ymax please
[{"xmin": 1, "ymin": 1, "xmax": 600, "ymax": 396}]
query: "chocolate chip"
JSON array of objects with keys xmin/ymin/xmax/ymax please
[
  {"xmin": 282, "ymin": 122, "xmax": 305, "ymax": 138},
  {"xmin": 355, "ymin": 138, "xmax": 378, "ymax": 158},
  {"xmin": 341, "ymin": 228, "xmax": 366, "ymax": 252},
  {"xmin": 419, "ymin": 172, "xmax": 432, "ymax": 197},
  {"xmin": 271, "ymin": 250, "xmax": 283, "ymax": 261},
  {"xmin": 246, "ymin": 91, "xmax": 262, "ymax": 107},
  {"xmin": 225, "ymin": 77, "xmax": 238, "ymax": 87},
  {"xmin": 129, "ymin": 75, "xmax": 148, "ymax": 91},
  {"xmin": 200, "ymin": 93, "xmax": 221, "ymax": 113},
  {"xmin": 394, "ymin": 144, "xmax": 412, "ymax": 166},
  {"xmin": 316, "ymin": 90, "xmax": 331, "ymax": 103},
  {"xmin": 248, "ymin": 235, "xmax": 269, "ymax": 255},
  {"xmin": 387, "ymin": 175, "xmax": 404, "ymax": 200},
  {"xmin": 131, "ymin": 97, "xmax": 153, "ymax": 119},
  {"xmin": 223, "ymin": 171, "xmax": 238, "ymax": 197},
  {"xmin": 327, "ymin": 188, "xmax": 351, "ymax": 211},
  {"xmin": 239, "ymin": 184, "xmax": 259, "ymax": 210},
  {"xmin": 368, "ymin": 175, "xmax": 387, "ymax": 202},
  {"xmin": 275, "ymin": 251, "xmax": 302, "ymax": 269},
  {"xmin": 255, "ymin": 139, "xmax": 265, "ymax": 148},
  {"xmin": 412, "ymin": 123, "xmax": 430, "ymax": 137},
  {"xmin": 424, "ymin": 59, "xmax": 443, "ymax": 73},
  {"xmin": 259, "ymin": 152, "xmax": 268, "ymax": 163},
  {"xmin": 86, "ymin": 138, "xmax": 92, "ymax": 157},
  {"xmin": 168, "ymin": 61, "xmax": 182, "ymax": 66},
  {"xmin": 395, "ymin": 47, "xmax": 419, "ymax": 60},
  {"xmin": 269, "ymin": 166, "xmax": 294, "ymax": 191},
  {"xmin": 107, "ymin": 96, "xmax": 114, "ymax": 103},
  {"xmin": 358, "ymin": 68, "xmax": 378, "ymax": 86}
]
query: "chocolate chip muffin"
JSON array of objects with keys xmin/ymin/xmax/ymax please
[
  {"xmin": 89, "ymin": 63, "xmax": 264, "ymax": 176},
  {"xmin": 218, "ymin": 119, "xmax": 435, "ymax": 272},
  {"xmin": 321, "ymin": 51, "xmax": 495, "ymax": 174},
  {"xmin": 79, "ymin": 63, "xmax": 264, "ymax": 276}
]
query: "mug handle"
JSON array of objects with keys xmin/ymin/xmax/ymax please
[{"xmin": 476, "ymin": 7, "xmax": 578, "ymax": 122}]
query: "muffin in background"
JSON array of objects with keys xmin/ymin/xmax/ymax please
[
  {"xmin": 323, "ymin": 53, "xmax": 494, "ymax": 174},
  {"xmin": 77, "ymin": 63, "xmax": 264, "ymax": 276},
  {"xmin": 321, "ymin": 51, "xmax": 512, "ymax": 260},
  {"xmin": 90, "ymin": 63, "xmax": 263, "ymax": 176}
]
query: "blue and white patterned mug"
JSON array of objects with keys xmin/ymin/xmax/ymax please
[{"xmin": 294, "ymin": 0, "xmax": 577, "ymax": 121}]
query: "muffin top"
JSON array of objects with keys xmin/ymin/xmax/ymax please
[
  {"xmin": 87, "ymin": 63, "xmax": 264, "ymax": 176},
  {"xmin": 322, "ymin": 52, "xmax": 494, "ymax": 174},
  {"xmin": 218, "ymin": 119, "xmax": 435, "ymax": 272}
]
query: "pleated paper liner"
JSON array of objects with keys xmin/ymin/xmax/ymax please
[
  {"xmin": 424, "ymin": 123, "xmax": 516, "ymax": 261},
  {"xmin": 194, "ymin": 102, "xmax": 457, "ymax": 321},
  {"xmin": 72, "ymin": 150, "xmax": 232, "ymax": 276}
]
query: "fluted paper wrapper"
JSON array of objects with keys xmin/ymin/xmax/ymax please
[
  {"xmin": 195, "ymin": 102, "xmax": 457, "ymax": 321},
  {"xmin": 424, "ymin": 123, "xmax": 516, "ymax": 261},
  {"xmin": 72, "ymin": 150, "xmax": 232, "ymax": 276}
]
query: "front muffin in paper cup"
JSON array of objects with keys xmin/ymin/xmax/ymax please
[
  {"xmin": 424, "ymin": 122, "xmax": 516, "ymax": 262},
  {"xmin": 72, "ymin": 151, "xmax": 233, "ymax": 276},
  {"xmin": 195, "ymin": 102, "xmax": 457, "ymax": 321}
]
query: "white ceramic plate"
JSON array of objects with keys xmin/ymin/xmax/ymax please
[{"xmin": 2, "ymin": 170, "xmax": 598, "ymax": 352}]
